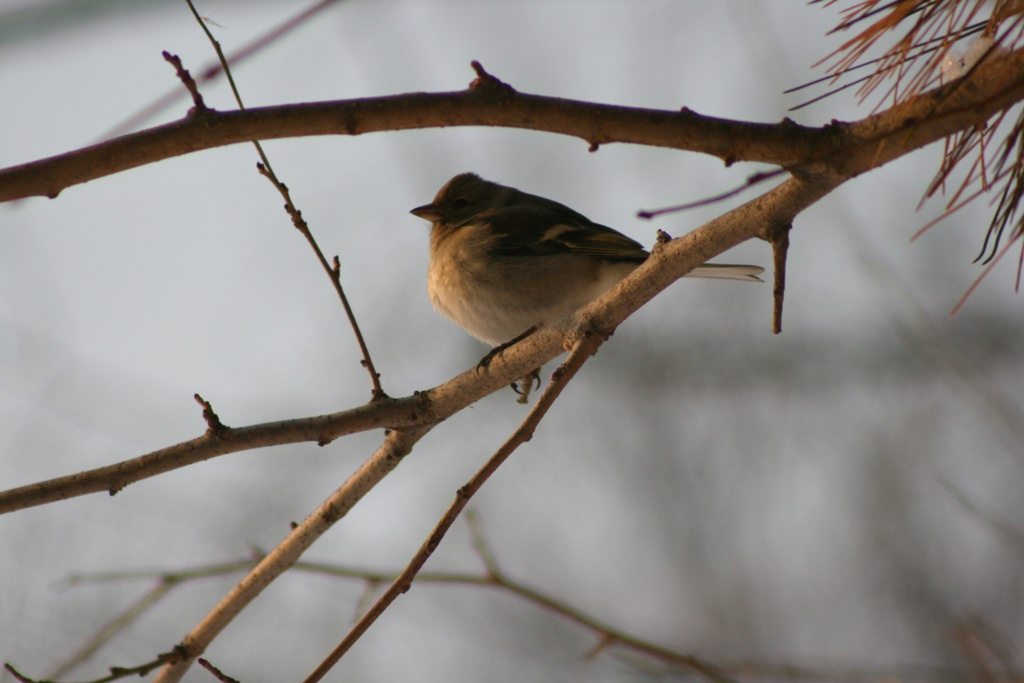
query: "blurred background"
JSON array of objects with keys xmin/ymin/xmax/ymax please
[{"xmin": 1, "ymin": 1, "xmax": 1022, "ymax": 681}]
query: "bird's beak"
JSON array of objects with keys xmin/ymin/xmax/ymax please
[{"xmin": 410, "ymin": 203, "xmax": 442, "ymax": 222}]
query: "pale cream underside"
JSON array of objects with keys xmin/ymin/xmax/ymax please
[
  {"xmin": 428, "ymin": 222, "xmax": 760, "ymax": 346},
  {"xmin": 428, "ymin": 223, "xmax": 638, "ymax": 345}
]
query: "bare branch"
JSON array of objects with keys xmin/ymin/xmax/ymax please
[
  {"xmin": 184, "ymin": 3, "xmax": 385, "ymax": 398},
  {"xmin": 197, "ymin": 659, "xmax": 240, "ymax": 683},
  {"xmin": 637, "ymin": 168, "xmax": 788, "ymax": 219},
  {"xmin": 303, "ymin": 330, "xmax": 605, "ymax": 683},
  {"xmin": 6, "ymin": 650, "xmax": 181, "ymax": 683},
  {"xmin": 151, "ymin": 169, "xmax": 836, "ymax": 683},
  {"xmin": 766, "ymin": 223, "xmax": 791, "ymax": 334},
  {"xmin": 100, "ymin": 0, "xmax": 345, "ymax": 139},
  {"xmin": 0, "ymin": 395, "xmax": 426, "ymax": 514},
  {"xmin": 42, "ymin": 551, "xmax": 993, "ymax": 683},
  {"xmin": 7, "ymin": 29, "xmax": 1024, "ymax": 683},
  {"xmin": 1, "ymin": 49, "xmax": 1021, "ymax": 216},
  {"xmin": 152, "ymin": 425, "xmax": 431, "ymax": 682},
  {"xmin": 193, "ymin": 393, "xmax": 226, "ymax": 434},
  {"xmin": 160, "ymin": 51, "xmax": 207, "ymax": 113},
  {"xmin": 256, "ymin": 160, "xmax": 385, "ymax": 398},
  {"xmin": 0, "ymin": 90, "xmax": 811, "ymax": 202}
]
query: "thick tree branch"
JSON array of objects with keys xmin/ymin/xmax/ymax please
[
  {"xmin": 0, "ymin": 396, "xmax": 422, "ymax": 514},
  {"xmin": 3, "ymin": 49, "xmax": 1024, "ymax": 204},
  {"xmin": 0, "ymin": 94, "xmax": 811, "ymax": 202},
  {"xmin": 0, "ymin": 344, "xmax": 550, "ymax": 514}
]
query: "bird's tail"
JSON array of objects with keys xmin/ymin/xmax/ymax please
[{"xmin": 685, "ymin": 263, "xmax": 765, "ymax": 282}]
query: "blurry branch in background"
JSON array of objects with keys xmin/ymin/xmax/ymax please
[
  {"xmin": 5, "ymin": 657, "xmax": 175, "ymax": 683},
  {"xmin": 32, "ymin": 513, "xmax": 988, "ymax": 683},
  {"xmin": 97, "ymin": 0, "xmax": 345, "ymax": 140},
  {"xmin": 182, "ymin": 0, "xmax": 384, "ymax": 398},
  {"xmin": 42, "ymin": 560, "xmax": 256, "ymax": 681},
  {"xmin": 938, "ymin": 477, "xmax": 1024, "ymax": 557},
  {"xmin": 951, "ymin": 617, "xmax": 1023, "ymax": 683}
]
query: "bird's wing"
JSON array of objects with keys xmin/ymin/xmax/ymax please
[{"xmin": 483, "ymin": 204, "xmax": 648, "ymax": 263}]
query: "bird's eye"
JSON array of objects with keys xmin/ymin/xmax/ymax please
[{"xmin": 451, "ymin": 197, "xmax": 469, "ymax": 210}]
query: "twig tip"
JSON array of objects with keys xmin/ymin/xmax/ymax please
[
  {"xmin": 194, "ymin": 393, "xmax": 227, "ymax": 434},
  {"xmin": 469, "ymin": 60, "xmax": 515, "ymax": 94},
  {"xmin": 161, "ymin": 50, "xmax": 208, "ymax": 113}
]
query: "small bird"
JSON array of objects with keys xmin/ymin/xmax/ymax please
[{"xmin": 411, "ymin": 173, "xmax": 763, "ymax": 350}]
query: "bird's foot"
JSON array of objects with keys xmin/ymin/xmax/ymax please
[{"xmin": 511, "ymin": 369, "xmax": 542, "ymax": 404}]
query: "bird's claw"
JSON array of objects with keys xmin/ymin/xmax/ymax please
[{"xmin": 511, "ymin": 369, "xmax": 542, "ymax": 404}]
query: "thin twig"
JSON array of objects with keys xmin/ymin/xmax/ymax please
[
  {"xmin": 40, "ymin": 560, "xmax": 260, "ymax": 679},
  {"xmin": 6, "ymin": 651, "xmax": 182, "ymax": 683},
  {"xmin": 637, "ymin": 169, "xmax": 788, "ymax": 219},
  {"xmin": 937, "ymin": 476, "xmax": 1024, "ymax": 555},
  {"xmin": 193, "ymin": 393, "xmax": 226, "ymax": 434},
  {"xmin": 302, "ymin": 331, "xmax": 606, "ymax": 683},
  {"xmin": 184, "ymin": 0, "xmax": 385, "ymax": 399},
  {"xmin": 100, "ymin": 0, "xmax": 345, "ymax": 140},
  {"xmin": 44, "ymin": 582, "xmax": 176, "ymax": 680},
  {"xmin": 464, "ymin": 509, "xmax": 501, "ymax": 577},
  {"xmin": 160, "ymin": 51, "xmax": 207, "ymax": 112},
  {"xmin": 197, "ymin": 658, "xmax": 241, "ymax": 683},
  {"xmin": 768, "ymin": 223, "xmax": 791, "ymax": 334}
]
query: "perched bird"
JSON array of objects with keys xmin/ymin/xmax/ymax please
[{"xmin": 411, "ymin": 172, "xmax": 763, "ymax": 349}]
